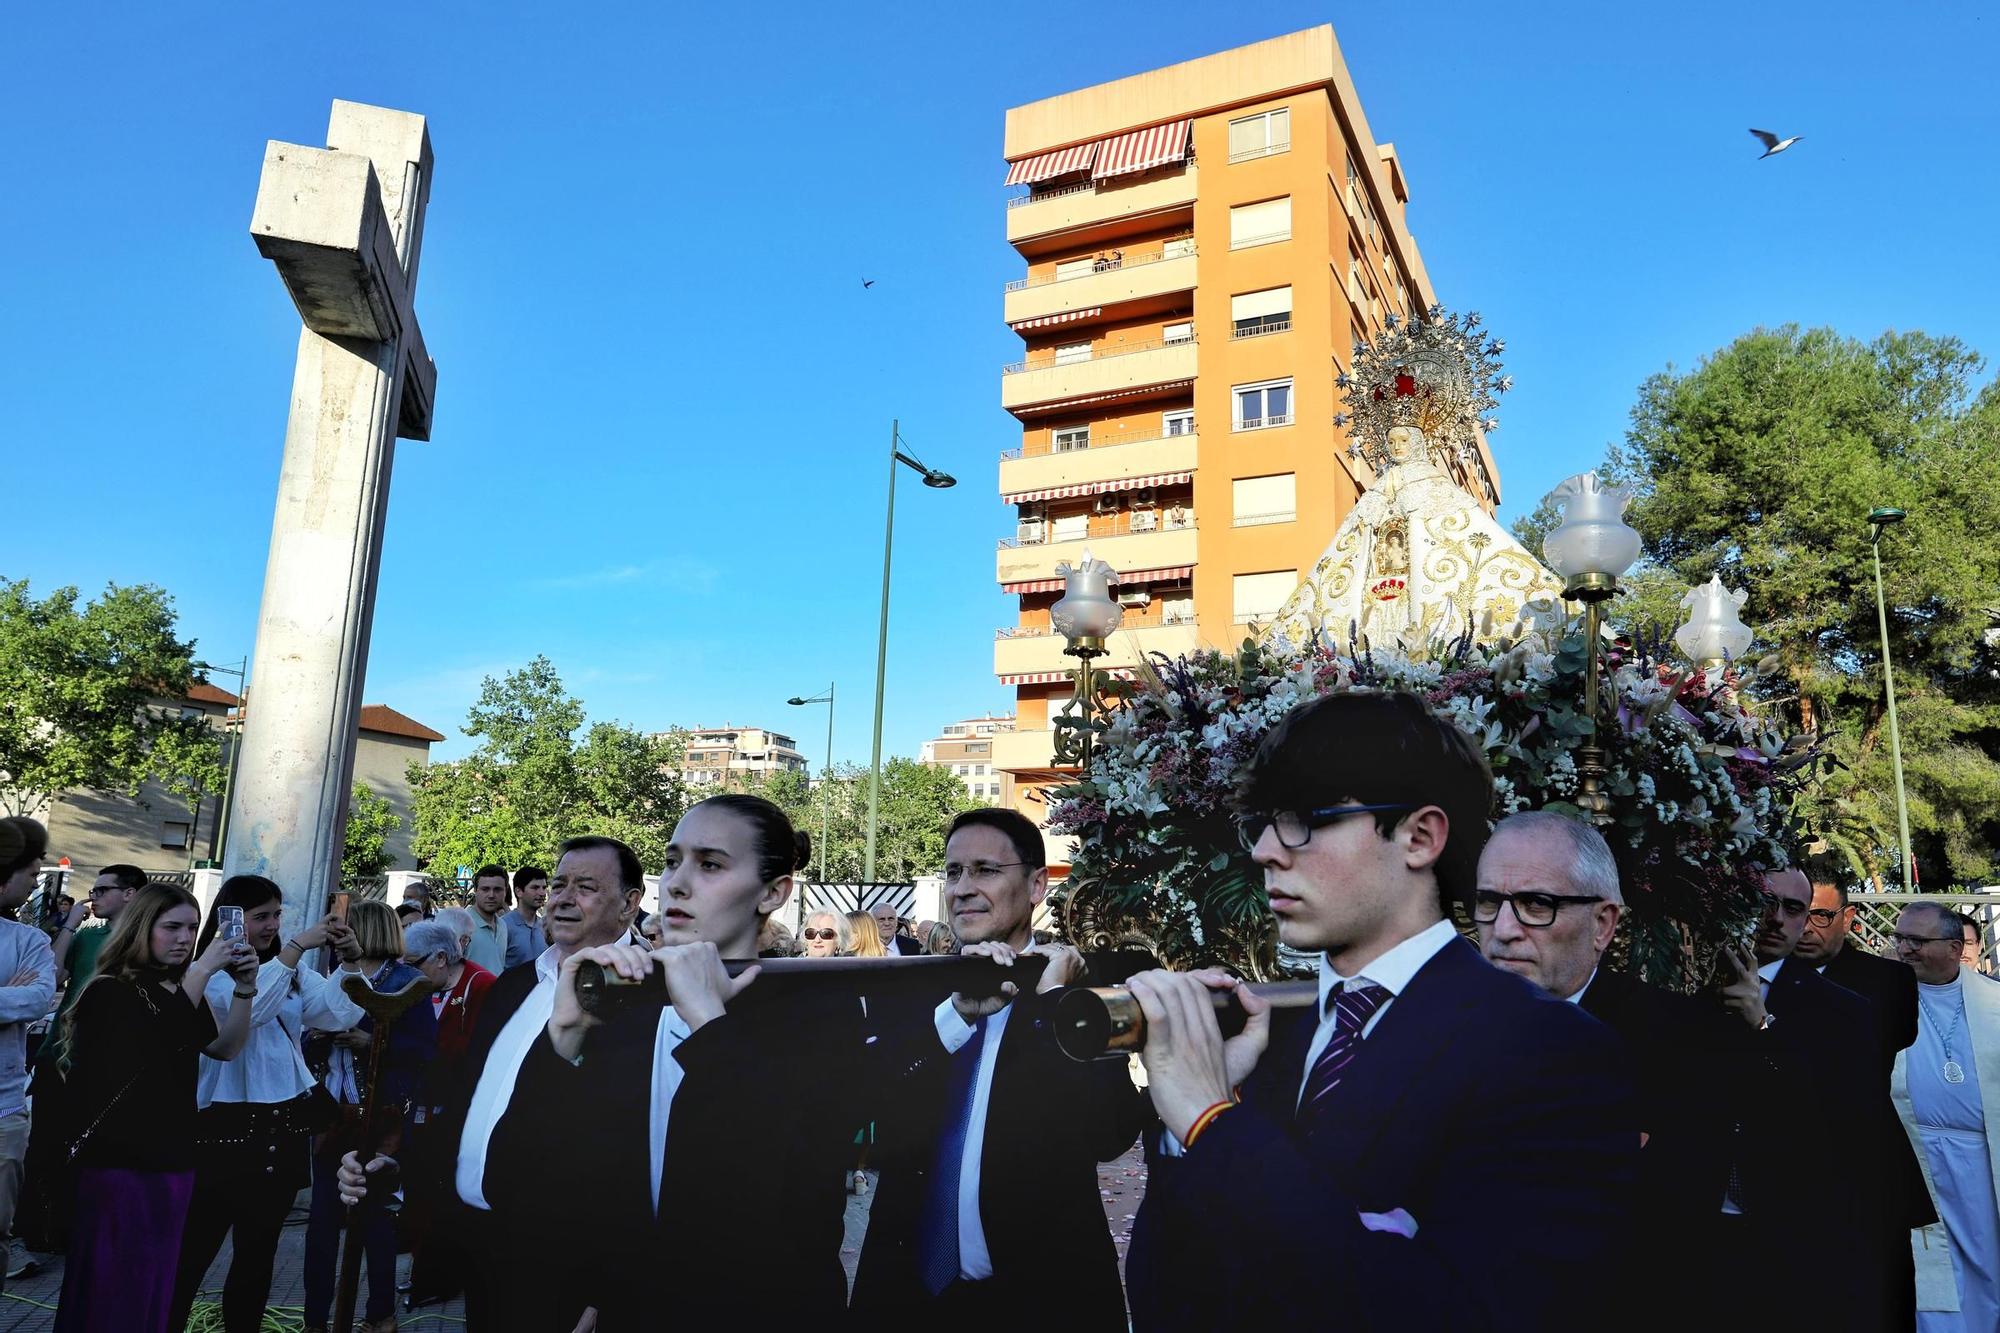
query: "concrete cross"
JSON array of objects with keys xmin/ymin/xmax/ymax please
[{"xmin": 225, "ymin": 101, "xmax": 437, "ymax": 940}]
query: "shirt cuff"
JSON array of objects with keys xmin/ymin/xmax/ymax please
[
  {"xmin": 1158, "ymin": 1129, "xmax": 1186, "ymax": 1158},
  {"xmin": 934, "ymin": 999, "xmax": 977, "ymax": 1053}
]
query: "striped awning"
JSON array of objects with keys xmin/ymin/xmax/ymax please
[
  {"xmin": 1012, "ymin": 379, "xmax": 1193, "ymax": 417},
  {"xmin": 1004, "ymin": 470, "xmax": 1193, "ymax": 505},
  {"xmin": 999, "ymin": 668, "xmax": 1139, "ymax": 687},
  {"xmin": 1093, "ymin": 120, "xmax": 1192, "ymax": 180},
  {"xmin": 1003, "ymin": 564, "xmax": 1194, "ymax": 595},
  {"xmin": 1005, "ymin": 142, "xmax": 1098, "ymax": 186},
  {"xmin": 1009, "ymin": 307, "xmax": 1101, "ymax": 333}
]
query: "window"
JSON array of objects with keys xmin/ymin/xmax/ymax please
[
  {"xmin": 1054, "ymin": 341, "xmax": 1091, "ymax": 366},
  {"xmin": 1055, "ymin": 257, "xmax": 1095, "ymax": 281},
  {"xmin": 1233, "ymin": 378, "xmax": 1294, "ymax": 431},
  {"xmin": 1163, "ymin": 320, "xmax": 1193, "ymax": 345},
  {"xmin": 1349, "ymin": 257, "xmax": 1368, "ymax": 308},
  {"xmin": 1052, "ymin": 425, "xmax": 1090, "ymax": 453},
  {"xmin": 1233, "ymin": 570, "xmax": 1299, "ymax": 624},
  {"xmin": 1161, "ymin": 235, "xmax": 1195, "ymax": 260},
  {"xmin": 1052, "ymin": 514, "xmax": 1089, "ymax": 542},
  {"xmin": 1162, "ymin": 409, "xmax": 1194, "ymax": 437},
  {"xmin": 1229, "ymin": 197, "xmax": 1291, "ymax": 249},
  {"xmin": 1162, "ymin": 595, "xmax": 1195, "ymax": 625},
  {"xmin": 161, "ymin": 821, "xmax": 192, "ymax": 850},
  {"xmin": 956, "ymin": 764, "xmax": 969, "ymax": 775},
  {"xmin": 1233, "ymin": 473, "xmax": 1298, "ymax": 527},
  {"xmin": 1227, "ymin": 108, "xmax": 1291, "ymax": 162},
  {"xmin": 1231, "ymin": 286, "xmax": 1292, "ymax": 338},
  {"xmin": 975, "ymin": 764, "xmax": 987, "ymax": 775}
]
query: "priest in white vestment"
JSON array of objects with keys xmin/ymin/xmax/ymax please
[{"xmin": 1892, "ymin": 900, "xmax": 2000, "ymax": 1330}]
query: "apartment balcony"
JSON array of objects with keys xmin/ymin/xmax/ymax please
[
  {"xmin": 994, "ymin": 621, "xmax": 1198, "ymax": 679},
  {"xmin": 996, "ymin": 520, "xmax": 1197, "ymax": 585},
  {"xmin": 1005, "ymin": 164, "xmax": 1199, "ymax": 247},
  {"xmin": 1001, "ymin": 337, "xmax": 1197, "ymax": 415},
  {"xmin": 1003, "ymin": 246, "xmax": 1197, "ymax": 328},
  {"xmin": 999, "ymin": 429, "xmax": 1197, "ymax": 500}
]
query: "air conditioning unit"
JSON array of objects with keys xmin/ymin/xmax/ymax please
[
  {"xmin": 1118, "ymin": 591, "xmax": 1152, "ymax": 608},
  {"xmin": 1131, "ymin": 486, "xmax": 1157, "ymax": 506},
  {"xmin": 1130, "ymin": 511, "xmax": 1158, "ymax": 532},
  {"xmin": 1094, "ymin": 493, "xmax": 1120, "ymax": 514},
  {"xmin": 1017, "ymin": 520, "xmax": 1045, "ymax": 544}
]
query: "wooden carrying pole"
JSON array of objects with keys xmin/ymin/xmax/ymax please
[{"xmin": 332, "ymin": 973, "xmax": 432, "ymax": 1333}]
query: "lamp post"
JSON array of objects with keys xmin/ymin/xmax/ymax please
[
  {"xmin": 865, "ymin": 420, "xmax": 956, "ymax": 882},
  {"xmin": 1868, "ymin": 506, "xmax": 1915, "ymax": 887},
  {"xmin": 1541, "ymin": 473, "xmax": 1644, "ymax": 826},
  {"xmin": 193, "ymin": 657, "xmax": 249, "ymax": 865},
  {"xmin": 1674, "ymin": 575, "xmax": 1754, "ymax": 678},
  {"xmin": 787, "ymin": 684, "xmax": 835, "ymax": 926},
  {"xmin": 1050, "ymin": 553, "xmax": 1125, "ymax": 769}
]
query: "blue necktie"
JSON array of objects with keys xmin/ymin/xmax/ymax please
[
  {"xmin": 1297, "ymin": 982, "xmax": 1390, "ymax": 1137},
  {"xmin": 916, "ymin": 1014, "xmax": 987, "ymax": 1295}
]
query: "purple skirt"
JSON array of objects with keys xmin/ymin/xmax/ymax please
[{"xmin": 55, "ymin": 1166, "xmax": 195, "ymax": 1333}]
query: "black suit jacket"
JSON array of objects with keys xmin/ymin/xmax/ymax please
[
  {"xmin": 1127, "ymin": 938, "xmax": 1639, "ymax": 1333},
  {"xmin": 1819, "ymin": 944, "xmax": 1934, "ymax": 1231},
  {"xmin": 851, "ymin": 985, "xmax": 1150, "ymax": 1327}
]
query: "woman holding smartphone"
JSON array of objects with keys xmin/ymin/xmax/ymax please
[
  {"xmin": 54, "ymin": 884, "xmax": 259, "ymax": 1332},
  {"xmin": 170, "ymin": 876, "xmax": 368, "ymax": 1333}
]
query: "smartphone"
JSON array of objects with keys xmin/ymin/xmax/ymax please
[
  {"xmin": 331, "ymin": 891, "xmax": 351, "ymax": 923},
  {"xmin": 219, "ymin": 905, "xmax": 246, "ymax": 944}
]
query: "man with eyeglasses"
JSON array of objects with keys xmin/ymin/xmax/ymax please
[
  {"xmin": 852, "ymin": 807, "xmax": 1149, "ymax": 1331},
  {"xmin": 1890, "ymin": 899, "xmax": 2000, "ymax": 1326},
  {"xmin": 1791, "ymin": 872, "xmax": 1931, "ymax": 1328},
  {"xmin": 1122, "ymin": 693, "xmax": 1638, "ymax": 1333}
]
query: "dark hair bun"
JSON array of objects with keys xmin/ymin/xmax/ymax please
[{"xmin": 793, "ymin": 830, "xmax": 813, "ymax": 877}]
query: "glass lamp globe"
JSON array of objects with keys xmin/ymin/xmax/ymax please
[
  {"xmin": 1051, "ymin": 552, "xmax": 1124, "ymax": 647},
  {"xmin": 1674, "ymin": 575, "xmax": 1754, "ymax": 665},
  {"xmin": 1541, "ymin": 472, "xmax": 1643, "ymax": 593}
]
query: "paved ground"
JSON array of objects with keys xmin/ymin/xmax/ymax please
[{"xmin": 1, "ymin": 1146, "xmax": 1149, "ymax": 1330}]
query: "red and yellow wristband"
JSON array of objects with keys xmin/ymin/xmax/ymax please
[{"xmin": 1183, "ymin": 1090, "xmax": 1242, "ymax": 1149}]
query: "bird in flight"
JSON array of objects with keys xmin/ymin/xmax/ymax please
[
  {"xmin": 862, "ymin": 279, "xmax": 875, "ymax": 288},
  {"xmin": 1749, "ymin": 129, "xmax": 1803, "ymax": 159}
]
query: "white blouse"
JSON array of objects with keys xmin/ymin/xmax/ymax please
[{"xmin": 196, "ymin": 957, "xmax": 365, "ymax": 1108}]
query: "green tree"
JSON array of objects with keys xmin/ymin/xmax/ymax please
[
  {"xmin": 342, "ymin": 782, "xmax": 402, "ymax": 880},
  {"xmin": 408, "ymin": 658, "xmax": 690, "ymax": 875},
  {"xmin": 0, "ymin": 579, "xmax": 200, "ymax": 814},
  {"xmin": 142, "ymin": 716, "xmax": 227, "ymax": 865},
  {"xmin": 1571, "ymin": 326, "xmax": 2000, "ymax": 886},
  {"xmin": 751, "ymin": 758, "xmax": 974, "ymax": 881}
]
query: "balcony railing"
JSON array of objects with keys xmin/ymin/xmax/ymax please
[
  {"xmin": 1226, "ymin": 140, "xmax": 1291, "ymax": 164},
  {"xmin": 999, "ymin": 517, "xmax": 1194, "ymax": 549},
  {"xmin": 1000, "ymin": 427, "xmax": 1193, "ymax": 462},
  {"xmin": 1231, "ymin": 317, "xmax": 1292, "ymax": 340},
  {"xmin": 1006, "ymin": 241, "xmax": 1196, "ymax": 292},
  {"xmin": 1233, "ymin": 413, "xmax": 1294, "ymax": 431},
  {"xmin": 1233, "ymin": 510, "xmax": 1297, "ymax": 528},
  {"xmin": 1003, "ymin": 335, "xmax": 1196, "ymax": 377},
  {"xmin": 1230, "ymin": 230, "xmax": 1292, "ymax": 251}
]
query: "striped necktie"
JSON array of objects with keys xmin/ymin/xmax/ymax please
[
  {"xmin": 1298, "ymin": 982, "xmax": 1391, "ymax": 1134},
  {"xmin": 916, "ymin": 1015, "xmax": 987, "ymax": 1295}
]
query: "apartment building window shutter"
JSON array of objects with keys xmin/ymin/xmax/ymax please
[
  {"xmin": 1093, "ymin": 120, "xmax": 1193, "ymax": 180},
  {"xmin": 1005, "ymin": 142, "xmax": 1099, "ymax": 186},
  {"xmin": 1230, "ymin": 287, "xmax": 1293, "ymax": 321}
]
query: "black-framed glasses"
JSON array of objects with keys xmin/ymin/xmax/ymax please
[
  {"xmin": 1760, "ymin": 892, "xmax": 1809, "ymax": 919},
  {"xmin": 802, "ymin": 928, "xmax": 839, "ymax": 942},
  {"xmin": 1472, "ymin": 890, "xmax": 1605, "ymax": 928},
  {"xmin": 1804, "ymin": 907, "xmax": 1849, "ymax": 927},
  {"xmin": 1891, "ymin": 932, "xmax": 1961, "ymax": 949},
  {"xmin": 942, "ymin": 861, "xmax": 1028, "ymax": 884},
  {"xmin": 1234, "ymin": 804, "xmax": 1415, "ymax": 854}
]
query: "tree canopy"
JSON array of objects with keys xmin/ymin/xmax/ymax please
[
  {"xmin": 754, "ymin": 758, "xmax": 977, "ymax": 882},
  {"xmin": 341, "ymin": 781, "xmax": 401, "ymax": 881},
  {"xmin": 1520, "ymin": 326, "xmax": 2000, "ymax": 887}
]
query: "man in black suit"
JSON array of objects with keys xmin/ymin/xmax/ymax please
[
  {"xmin": 1124, "ymin": 693, "xmax": 1639, "ymax": 1333},
  {"xmin": 851, "ymin": 807, "xmax": 1150, "ymax": 1331},
  {"xmin": 1790, "ymin": 871, "xmax": 1931, "ymax": 1325},
  {"xmin": 340, "ymin": 835, "xmax": 645, "ymax": 1332}
]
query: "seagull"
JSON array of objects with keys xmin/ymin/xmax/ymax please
[
  {"xmin": 1749, "ymin": 128, "xmax": 1803, "ymax": 159},
  {"xmin": 862, "ymin": 279, "xmax": 875, "ymax": 288}
]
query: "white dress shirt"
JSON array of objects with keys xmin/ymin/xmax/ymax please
[
  {"xmin": 1565, "ymin": 967, "xmax": 1600, "ymax": 1005},
  {"xmin": 932, "ymin": 998, "xmax": 1015, "ymax": 1281},
  {"xmin": 648, "ymin": 1006, "xmax": 693, "ymax": 1216},
  {"xmin": 456, "ymin": 945, "xmax": 561, "ymax": 1210},
  {"xmin": 198, "ymin": 957, "xmax": 364, "ymax": 1108},
  {"xmin": 1298, "ymin": 918, "xmax": 1460, "ymax": 1108}
]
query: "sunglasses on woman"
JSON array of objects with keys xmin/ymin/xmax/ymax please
[{"xmin": 802, "ymin": 928, "xmax": 839, "ymax": 941}]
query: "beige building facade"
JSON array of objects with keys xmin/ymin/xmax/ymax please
[
  {"xmin": 676, "ymin": 725, "xmax": 809, "ymax": 790},
  {"xmin": 919, "ymin": 714, "xmax": 1018, "ymax": 802}
]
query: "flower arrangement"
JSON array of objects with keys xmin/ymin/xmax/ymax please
[{"xmin": 1046, "ymin": 625, "xmax": 1820, "ymax": 988}]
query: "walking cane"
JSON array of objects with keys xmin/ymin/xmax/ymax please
[{"xmin": 332, "ymin": 972, "xmax": 431, "ymax": 1333}]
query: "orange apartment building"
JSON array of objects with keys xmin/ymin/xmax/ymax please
[{"xmin": 990, "ymin": 26, "xmax": 1500, "ymax": 860}]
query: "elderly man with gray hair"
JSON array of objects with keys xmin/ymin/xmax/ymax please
[{"xmin": 1474, "ymin": 810, "xmax": 1720, "ymax": 1332}]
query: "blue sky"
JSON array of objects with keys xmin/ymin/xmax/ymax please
[{"xmin": 6, "ymin": 1, "xmax": 1997, "ymax": 764}]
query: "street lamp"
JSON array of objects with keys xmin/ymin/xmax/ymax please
[
  {"xmin": 787, "ymin": 684, "xmax": 835, "ymax": 925},
  {"xmin": 1050, "ymin": 553, "xmax": 1124, "ymax": 768},
  {"xmin": 1542, "ymin": 472, "xmax": 1644, "ymax": 826},
  {"xmin": 1868, "ymin": 506, "xmax": 1915, "ymax": 887},
  {"xmin": 865, "ymin": 420, "xmax": 956, "ymax": 881},
  {"xmin": 1674, "ymin": 575, "xmax": 1754, "ymax": 674},
  {"xmin": 193, "ymin": 656, "xmax": 249, "ymax": 865}
]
